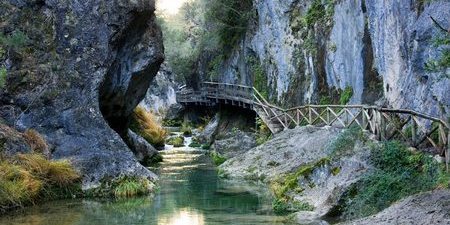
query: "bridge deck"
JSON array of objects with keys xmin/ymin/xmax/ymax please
[{"xmin": 176, "ymin": 82, "xmax": 449, "ymax": 170}]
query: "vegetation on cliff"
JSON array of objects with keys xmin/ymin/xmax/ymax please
[
  {"xmin": 338, "ymin": 141, "xmax": 449, "ymax": 220},
  {"xmin": 130, "ymin": 106, "xmax": 168, "ymax": 148}
]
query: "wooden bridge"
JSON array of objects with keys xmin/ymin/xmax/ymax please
[{"xmin": 177, "ymin": 82, "xmax": 449, "ymax": 169}]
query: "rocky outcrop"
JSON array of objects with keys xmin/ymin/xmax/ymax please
[
  {"xmin": 220, "ymin": 126, "xmax": 373, "ymax": 223},
  {"xmin": 213, "ymin": 130, "xmax": 257, "ymax": 159},
  {"xmin": 340, "ymin": 190, "xmax": 450, "ymax": 225},
  {"xmin": 0, "ymin": 0, "xmax": 164, "ymax": 189},
  {"xmin": 220, "ymin": 126, "xmax": 344, "ymax": 181},
  {"xmin": 139, "ymin": 63, "xmax": 178, "ymax": 117},
  {"xmin": 212, "ymin": 0, "xmax": 449, "ymax": 117}
]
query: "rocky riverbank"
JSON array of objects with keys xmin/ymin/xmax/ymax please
[{"xmin": 216, "ymin": 125, "xmax": 448, "ymax": 224}]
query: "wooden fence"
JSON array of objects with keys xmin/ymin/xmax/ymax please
[{"xmin": 177, "ymin": 82, "xmax": 449, "ymax": 170}]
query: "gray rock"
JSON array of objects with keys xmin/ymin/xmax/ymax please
[
  {"xmin": 125, "ymin": 130, "xmax": 158, "ymax": 164},
  {"xmin": 340, "ymin": 190, "xmax": 450, "ymax": 225},
  {"xmin": 220, "ymin": 126, "xmax": 373, "ymax": 219},
  {"xmin": 197, "ymin": 114, "xmax": 220, "ymax": 144},
  {"xmin": 139, "ymin": 63, "xmax": 178, "ymax": 117},
  {"xmin": 294, "ymin": 211, "xmax": 330, "ymax": 225},
  {"xmin": 0, "ymin": 123, "xmax": 31, "ymax": 156},
  {"xmin": 220, "ymin": 126, "xmax": 342, "ymax": 181},
  {"xmin": 213, "ymin": 130, "xmax": 257, "ymax": 158},
  {"xmin": 0, "ymin": 0, "xmax": 163, "ymax": 189},
  {"xmin": 200, "ymin": 0, "xmax": 449, "ymax": 117}
]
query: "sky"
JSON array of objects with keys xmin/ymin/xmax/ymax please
[{"xmin": 156, "ymin": 0, "xmax": 189, "ymax": 15}]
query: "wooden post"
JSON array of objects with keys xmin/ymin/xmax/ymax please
[
  {"xmin": 327, "ymin": 107, "xmax": 330, "ymax": 126},
  {"xmin": 297, "ymin": 109, "xmax": 300, "ymax": 126},
  {"xmin": 362, "ymin": 108, "xmax": 367, "ymax": 130},
  {"xmin": 308, "ymin": 106, "xmax": 312, "ymax": 125},
  {"xmin": 411, "ymin": 117, "xmax": 417, "ymax": 147}
]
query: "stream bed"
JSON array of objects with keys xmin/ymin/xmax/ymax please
[{"xmin": 0, "ymin": 135, "xmax": 291, "ymax": 225}]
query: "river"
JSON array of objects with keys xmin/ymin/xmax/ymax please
[{"xmin": 0, "ymin": 134, "xmax": 291, "ymax": 225}]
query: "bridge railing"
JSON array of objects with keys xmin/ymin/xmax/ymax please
[{"xmin": 176, "ymin": 82, "xmax": 449, "ymax": 170}]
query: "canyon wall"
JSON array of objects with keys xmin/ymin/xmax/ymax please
[
  {"xmin": 0, "ymin": 0, "xmax": 164, "ymax": 189},
  {"xmin": 215, "ymin": 0, "xmax": 449, "ymax": 118}
]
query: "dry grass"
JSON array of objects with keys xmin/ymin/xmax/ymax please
[
  {"xmin": 131, "ymin": 106, "xmax": 168, "ymax": 148},
  {"xmin": 23, "ymin": 129, "xmax": 48, "ymax": 154},
  {"xmin": 0, "ymin": 154, "xmax": 80, "ymax": 212}
]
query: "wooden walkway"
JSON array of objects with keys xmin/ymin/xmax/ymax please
[{"xmin": 177, "ymin": 82, "xmax": 449, "ymax": 169}]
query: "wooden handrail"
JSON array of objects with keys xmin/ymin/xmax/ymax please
[{"xmin": 176, "ymin": 82, "xmax": 449, "ymax": 171}]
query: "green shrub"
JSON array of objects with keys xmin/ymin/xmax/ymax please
[
  {"xmin": 0, "ymin": 30, "xmax": 29, "ymax": 52},
  {"xmin": 180, "ymin": 123, "xmax": 192, "ymax": 137},
  {"xmin": 144, "ymin": 154, "xmax": 163, "ymax": 166},
  {"xmin": 0, "ymin": 66, "xmax": 6, "ymax": 89},
  {"xmin": 167, "ymin": 136, "xmax": 185, "ymax": 147},
  {"xmin": 339, "ymin": 86, "xmax": 353, "ymax": 105},
  {"xmin": 341, "ymin": 141, "xmax": 443, "ymax": 220},
  {"xmin": 188, "ymin": 142, "xmax": 201, "ymax": 148},
  {"xmin": 210, "ymin": 151, "xmax": 227, "ymax": 166},
  {"xmin": 201, "ymin": 144, "xmax": 211, "ymax": 150},
  {"xmin": 205, "ymin": 0, "xmax": 254, "ymax": 53},
  {"xmin": 255, "ymin": 117, "xmax": 272, "ymax": 145}
]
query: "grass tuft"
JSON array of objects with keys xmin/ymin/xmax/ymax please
[
  {"xmin": 0, "ymin": 153, "xmax": 80, "ymax": 212},
  {"xmin": 130, "ymin": 106, "xmax": 167, "ymax": 148},
  {"xmin": 113, "ymin": 177, "xmax": 153, "ymax": 198},
  {"xmin": 23, "ymin": 129, "xmax": 48, "ymax": 154}
]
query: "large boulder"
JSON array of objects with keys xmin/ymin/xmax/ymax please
[
  {"xmin": 213, "ymin": 130, "xmax": 257, "ymax": 158},
  {"xmin": 0, "ymin": 0, "xmax": 164, "ymax": 189}
]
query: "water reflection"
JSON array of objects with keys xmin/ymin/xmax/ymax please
[
  {"xmin": 158, "ymin": 209, "xmax": 204, "ymax": 225},
  {"xmin": 0, "ymin": 141, "xmax": 290, "ymax": 225}
]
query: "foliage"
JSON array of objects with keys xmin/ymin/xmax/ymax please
[
  {"xmin": 0, "ymin": 153, "xmax": 80, "ymax": 212},
  {"xmin": 130, "ymin": 106, "xmax": 167, "ymax": 148},
  {"xmin": 340, "ymin": 141, "xmax": 444, "ymax": 220},
  {"xmin": 247, "ymin": 56, "xmax": 268, "ymax": 99},
  {"xmin": 113, "ymin": 177, "xmax": 153, "ymax": 198},
  {"xmin": 144, "ymin": 154, "xmax": 163, "ymax": 166},
  {"xmin": 272, "ymin": 198, "xmax": 314, "ymax": 215},
  {"xmin": 329, "ymin": 126, "xmax": 364, "ymax": 158},
  {"xmin": 162, "ymin": 119, "xmax": 183, "ymax": 127},
  {"xmin": 180, "ymin": 122, "xmax": 193, "ymax": 136},
  {"xmin": 210, "ymin": 151, "xmax": 227, "ymax": 166},
  {"xmin": 205, "ymin": 0, "xmax": 254, "ymax": 53},
  {"xmin": 201, "ymin": 144, "xmax": 211, "ymax": 150},
  {"xmin": 255, "ymin": 117, "xmax": 272, "ymax": 145},
  {"xmin": 426, "ymin": 32, "xmax": 450, "ymax": 72},
  {"xmin": 207, "ymin": 54, "xmax": 224, "ymax": 81},
  {"xmin": 271, "ymin": 158, "xmax": 330, "ymax": 200},
  {"xmin": 339, "ymin": 86, "xmax": 353, "ymax": 105},
  {"xmin": 0, "ymin": 66, "xmax": 6, "ymax": 89},
  {"xmin": 188, "ymin": 142, "xmax": 201, "ymax": 148},
  {"xmin": 0, "ymin": 30, "xmax": 29, "ymax": 52},
  {"xmin": 166, "ymin": 136, "xmax": 185, "ymax": 147}
]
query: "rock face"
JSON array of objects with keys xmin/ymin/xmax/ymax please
[
  {"xmin": 340, "ymin": 190, "xmax": 450, "ymax": 225},
  {"xmin": 139, "ymin": 63, "xmax": 178, "ymax": 117},
  {"xmin": 220, "ymin": 126, "xmax": 343, "ymax": 181},
  {"xmin": 220, "ymin": 126, "xmax": 373, "ymax": 222},
  {"xmin": 210, "ymin": 0, "xmax": 449, "ymax": 117},
  {"xmin": 213, "ymin": 130, "xmax": 257, "ymax": 159},
  {"xmin": 0, "ymin": 0, "xmax": 164, "ymax": 189}
]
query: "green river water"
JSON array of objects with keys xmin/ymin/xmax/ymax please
[{"xmin": 0, "ymin": 137, "xmax": 291, "ymax": 225}]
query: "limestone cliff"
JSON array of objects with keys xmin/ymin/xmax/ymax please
[
  {"xmin": 0, "ymin": 0, "xmax": 164, "ymax": 189},
  {"xmin": 211, "ymin": 0, "xmax": 449, "ymax": 118}
]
